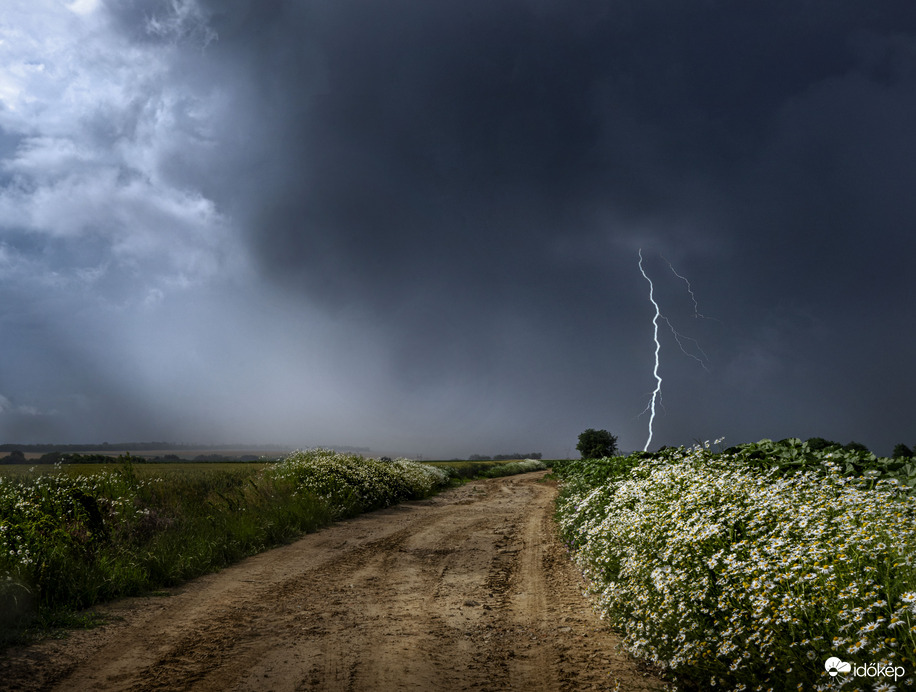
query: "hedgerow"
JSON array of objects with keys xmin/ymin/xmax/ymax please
[{"xmin": 555, "ymin": 442, "xmax": 916, "ymax": 690}]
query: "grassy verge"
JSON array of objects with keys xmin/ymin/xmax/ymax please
[
  {"xmin": 554, "ymin": 442, "xmax": 916, "ymax": 690},
  {"xmin": 0, "ymin": 450, "xmax": 448, "ymax": 644},
  {"xmin": 426, "ymin": 459, "xmax": 550, "ymax": 481},
  {"xmin": 424, "ymin": 460, "xmax": 510, "ymax": 480},
  {"xmin": 481, "ymin": 459, "xmax": 548, "ymax": 477}
]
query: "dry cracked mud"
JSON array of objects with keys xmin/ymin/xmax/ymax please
[{"xmin": 0, "ymin": 471, "xmax": 667, "ymax": 691}]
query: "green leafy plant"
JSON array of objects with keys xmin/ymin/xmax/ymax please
[{"xmin": 556, "ymin": 442, "xmax": 916, "ymax": 690}]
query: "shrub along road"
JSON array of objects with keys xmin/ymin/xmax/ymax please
[{"xmin": 0, "ymin": 472, "xmax": 665, "ymax": 691}]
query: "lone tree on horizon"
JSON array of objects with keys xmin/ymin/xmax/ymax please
[{"xmin": 576, "ymin": 429, "xmax": 618, "ymax": 459}]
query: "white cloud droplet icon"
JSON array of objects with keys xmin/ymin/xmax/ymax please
[{"xmin": 824, "ymin": 657, "xmax": 852, "ymax": 676}]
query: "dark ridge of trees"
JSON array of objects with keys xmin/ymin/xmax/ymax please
[
  {"xmin": 804, "ymin": 437, "xmax": 837, "ymax": 452},
  {"xmin": 893, "ymin": 443, "xmax": 914, "ymax": 458},
  {"xmin": 804, "ymin": 437, "xmax": 874, "ymax": 455},
  {"xmin": 0, "ymin": 442, "xmax": 178, "ymax": 453},
  {"xmin": 0, "ymin": 451, "xmax": 279, "ymax": 464},
  {"xmin": 0, "ymin": 442, "xmax": 288, "ymax": 453},
  {"xmin": 0, "ymin": 450, "xmax": 26, "ymax": 465},
  {"xmin": 0, "ymin": 451, "xmax": 139, "ymax": 465}
]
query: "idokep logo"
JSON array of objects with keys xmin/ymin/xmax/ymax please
[{"xmin": 824, "ymin": 656, "xmax": 906, "ymax": 682}]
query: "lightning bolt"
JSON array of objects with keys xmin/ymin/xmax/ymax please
[
  {"xmin": 660, "ymin": 315, "xmax": 710, "ymax": 372},
  {"xmin": 663, "ymin": 255, "xmax": 704, "ymax": 319},
  {"xmin": 638, "ymin": 248, "xmax": 662, "ymax": 452},
  {"xmin": 663, "ymin": 255, "xmax": 723, "ymax": 327},
  {"xmin": 637, "ymin": 251, "xmax": 714, "ymax": 450}
]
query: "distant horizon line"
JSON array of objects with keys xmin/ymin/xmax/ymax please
[{"xmin": 0, "ymin": 441, "xmax": 372, "ymax": 453}]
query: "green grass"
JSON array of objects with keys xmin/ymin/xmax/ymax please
[
  {"xmin": 426, "ymin": 459, "xmax": 553, "ymax": 480},
  {"xmin": 0, "ymin": 450, "xmax": 448, "ymax": 643},
  {"xmin": 425, "ymin": 460, "xmax": 512, "ymax": 479},
  {"xmin": 481, "ymin": 459, "xmax": 548, "ymax": 477}
]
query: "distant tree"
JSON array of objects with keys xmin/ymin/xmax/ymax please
[
  {"xmin": 843, "ymin": 441, "xmax": 870, "ymax": 454},
  {"xmin": 892, "ymin": 443, "xmax": 914, "ymax": 459},
  {"xmin": 576, "ymin": 429, "xmax": 618, "ymax": 459},
  {"xmin": 806, "ymin": 437, "xmax": 840, "ymax": 452},
  {"xmin": 0, "ymin": 450, "xmax": 26, "ymax": 464}
]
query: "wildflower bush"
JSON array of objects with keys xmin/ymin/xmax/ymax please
[
  {"xmin": 555, "ymin": 443, "xmax": 916, "ymax": 690},
  {"xmin": 0, "ymin": 466, "xmax": 166, "ymax": 620},
  {"xmin": 0, "ymin": 450, "xmax": 449, "ymax": 638},
  {"xmin": 265, "ymin": 449, "xmax": 449, "ymax": 517}
]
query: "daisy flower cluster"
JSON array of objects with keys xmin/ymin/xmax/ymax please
[
  {"xmin": 555, "ymin": 444, "xmax": 916, "ymax": 690},
  {"xmin": 0, "ymin": 466, "xmax": 164, "ymax": 613},
  {"xmin": 267, "ymin": 449, "xmax": 449, "ymax": 516},
  {"xmin": 0, "ymin": 468, "xmax": 159, "ymax": 571}
]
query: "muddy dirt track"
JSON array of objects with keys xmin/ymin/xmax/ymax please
[{"xmin": 1, "ymin": 472, "xmax": 666, "ymax": 691}]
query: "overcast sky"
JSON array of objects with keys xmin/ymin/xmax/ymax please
[{"xmin": 1, "ymin": 0, "xmax": 915, "ymax": 458}]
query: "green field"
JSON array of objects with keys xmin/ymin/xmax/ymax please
[
  {"xmin": 0, "ymin": 462, "xmax": 273, "ymax": 477},
  {"xmin": 425, "ymin": 459, "xmax": 550, "ymax": 478},
  {"xmin": 0, "ymin": 459, "xmax": 546, "ymax": 479}
]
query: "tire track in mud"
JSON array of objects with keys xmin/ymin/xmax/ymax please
[{"xmin": 0, "ymin": 472, "xmax": 666, "ymax": 691}]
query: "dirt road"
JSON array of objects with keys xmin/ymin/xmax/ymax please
[{"xmin": 0, "ymin": 472, "xmax": 666, "ymax": 691}]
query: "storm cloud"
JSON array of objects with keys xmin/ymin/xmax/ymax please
[{"xmin": 2, "ymin": 0, "xmax": 915, "ymax": 456}]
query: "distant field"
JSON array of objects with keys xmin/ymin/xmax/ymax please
[
  {"xmin": 73, "ymin": 448, "xmax": 290, "ymax": 460},
  {"xmin": 424, "ymin": 459, "xmax": 554, "ymax": 479},
  {"xmin": 0, "ymin": 458, "xmax": 555, "ymax": 478},
  {"xmin": 5, "ymin": 448, "xmax": 291, "ymax": 461},
  {"xmin": 0, "ymin": 462, "xmax": 273, "ymax": 477}
]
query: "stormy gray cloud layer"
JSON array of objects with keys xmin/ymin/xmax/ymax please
[{"xmin": 2, "ymin": 0, "xmax": 915, "ymax": 457}]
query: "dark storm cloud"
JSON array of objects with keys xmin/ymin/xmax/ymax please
[
  {"xmin": 3, "ymin": 0, "xmax": 916, "ymax": 455},
  {"xmin": 170, "ymin": 0, "xmax": 916, "ymax": 451},
  {"xmin": 199, "ymin": 0, "xmax": 916, "ymax": 293}
]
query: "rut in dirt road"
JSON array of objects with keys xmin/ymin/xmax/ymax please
[{"xmin": 0, "ymin": 472, "xmax": 666, "ymax": 692}]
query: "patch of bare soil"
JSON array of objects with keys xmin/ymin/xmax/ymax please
[{"xmin": 0, "ymin": 472, "xmax": 667, "ymax": 691}]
